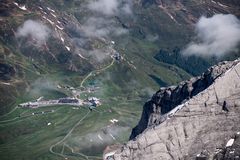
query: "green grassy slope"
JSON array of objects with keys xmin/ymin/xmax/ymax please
[{"xmin": 0, "ymin": 0, "xmax": 239, "ymax": 159}]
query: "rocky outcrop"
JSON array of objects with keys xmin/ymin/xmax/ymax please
[
  {"xmin": 130, "ymin": 60, "xmax": 240, "ymax": 140},
  {"xmin": 112, "ymin": 59, "xmax": 240, "ymax": 160}
]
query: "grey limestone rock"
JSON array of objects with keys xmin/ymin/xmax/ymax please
[{"xmin": 113, "ymin": 59, "xmax": 240, "ymax": 160}]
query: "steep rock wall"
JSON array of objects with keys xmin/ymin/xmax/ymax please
[
  {"xmin": 113, "ymin": 59, "xmax": 240, "ymax": 160},
  {"xmin": 130, "ymin": 60, "xmax": 240, "ymax": 140}
]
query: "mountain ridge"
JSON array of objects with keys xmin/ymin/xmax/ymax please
[
  {"xmin": 0, "ymin": 0, "xmax": 240, "ymax": 159},
  {"xmin": 108, "ymin": 58, "xmax": 240, "ymax": 159},
  {"xmin": 130, "ymin": 59, "xmax": 240, "ymax": 140}
]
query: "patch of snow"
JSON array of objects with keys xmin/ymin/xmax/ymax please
[
  {"xmin": 46, "ymin": 18, "xmax": 54, "ymax": 25},
  {"xmin": 226, "ymin": 139, "xmax": 234, "ymax": 147},
  {"xmin": 169, "ymin": 14, "xmax": 174, "ymax": 20},
  {"xmin": 50, "ymin": 13, "xmax": 57, "ymax": 18},
  {"xmin": 164, "ymin": 11, "xmax": 178, "ymax": 24},
  {"xmin": 57, "ymin": 20, "xmax": 61, "ymax": 24},
  {"xmin": 234, "ymin": 59, "xmax": 240, "ymax": 62},
  {"xmin": 32, "ymin": 113, "xmax": 35, "ymax": 115},
  {"xmin": 13, "ymin": 2, "xmax": 19, "ymax": 6},
  {"xmin": 19, "ymin": 5, "xmax": 27, "ymax": 11},
  {"xmin": 218, "ymin": 2, "xmax": 228, "ymax": 8},
  {"xmin": 111, "ymin": 41, "xmax": 115, "ymax": 45},
  {"xmin": 65, "ymin": 46, "xmax": 70, "ymax": 51},
  {"xmin": 77, "ymin": 53, "xmax": 87, "ymax": 60},
  {"xmin": 47, "ymin": 7, "xmax": 55, "ymax": 13},
  {"xmin": 60, "ymin": 37, "xmax": 64, "ymax": 43},
  {"xmin": 104, "ymin": 151, "xmax": 117, "ymax": 160},
  {"xmin": 56, "ymin": 25, "xmax": 64, "ymax": 30},
  {"xmin": 230, "ymin": 151, "xmax": 235, "ymax": 154},
  {"xmin": 1, "ymin": 82, "xmax": 11, "ymax": 85},
  {"xmin": 98, "ymin": 134, "xmax": 103, "ymax": 141},
  {"xmin": 110, "ymin": 119, "xmax": 118, "ymax": 123},
  {"xmin": 211, "ymin": 0, "xmax": 217, "ymax": 4},
  {"xmin": 109, "ymin": 133, "xmax": 116, "ymax": 140},
  {"xmin": 38, "ymin": 6, "xmax": 43, "ymax": 10},
  {"xmin": 158, "ymin": 5, "xmax": 164, "ymax": 9},
  {"xmin": 47, "ymin": 122, "xmax": 51, "ymax": 126},
  {"xmin": 13, "ymin": 2, "xmax": 27, "ymax": 11},
  {"xmin": 224, "ymin": 62, "xmax": 240, "ymax": 75},
  {"xmin": 167, "ymin": 103, "xmax": 186, "ymax": 117},
  {"xmin": 237, "ymin": 132, "xmax": 240, "ymax": 135},
  {"xmin": 127, "ymin": 61, "xmax": 137, "ymax": 69}
]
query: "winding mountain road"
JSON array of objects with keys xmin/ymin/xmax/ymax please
[
  {"xmin": 80, "ymin": 59, "xmax": 115, "ymax": 88},
  {"xmin": 49, "ymin": 110, "xmax": 90, "ymax": 158}
]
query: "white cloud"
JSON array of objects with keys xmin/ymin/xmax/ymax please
[
  {"xmin": 121, "ymin": 1, "xmax": 133, "ymax": 15},
  {"xmin": 16, "ymin": 20, "xmax": 51, "ymax": 46},
  {"xmin": 79, "ymin": 0, "xmax": 132, "ymax": 39},
  {"xmin": 88, "ymin": 0, "xmax": 133, "ymax": 16},
  {"xmin": 82, "ymin": 17, "xmax": 128, "ymax": 38},
  {"xmin": 88, "ymin": 48, "xmax": 111, "ymax": 62},
  {"xmin": 71, "ymin": 37, "xmax": 112, "ymax": 63},
  {"xmin": 146, "ymin": 34, "xmax": 159, "ymax": 42},
  {"xmin": 182, "ymin": 14, "xmax": 240, "ymax": 57},
  {"xmin": 67, "ymin": 0, "xmax": 133, "ymax": 63},
  {"xmin": 88, "ymin": 0, "xmax": 119, "ymax": 16}
]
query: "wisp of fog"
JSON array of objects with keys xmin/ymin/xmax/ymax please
[
  {"xmin": 182, "ymin": 14, "xmax": 240, "ymax": 57},
  {"xmin": 16, "ymin": 20, "xmax": 51, "ymax": 46}
]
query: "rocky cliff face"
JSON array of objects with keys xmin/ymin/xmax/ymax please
[
  {"xmin": 111, "ymin": 59, "xmax": 240, "ymax": 160},
  {"xmin": 130, "ymin": 59, "xmax": 240, "ymax": 140}
]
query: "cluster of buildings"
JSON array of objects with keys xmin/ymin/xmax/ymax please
[
  {"xmin": 109, "ymin": 41, "xmax": 122, "ymax": 61},
  {"xmin": 18, "ymin": 97, "xmax": 101, "ymax": 109},
  {"xmin": 19, "ymin": 101, "xmax": 40, "ymax": 108},
  {"xmin": 111, "ymin": 52, "xmax": 122, "ymax": 61},
  {"xmin": 86, "ymin": 97, "xmax": 101, "ymax": 108},
  {"xmin": 58, "ymin": 97, "xmax": 79, "ymax": 104}
]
